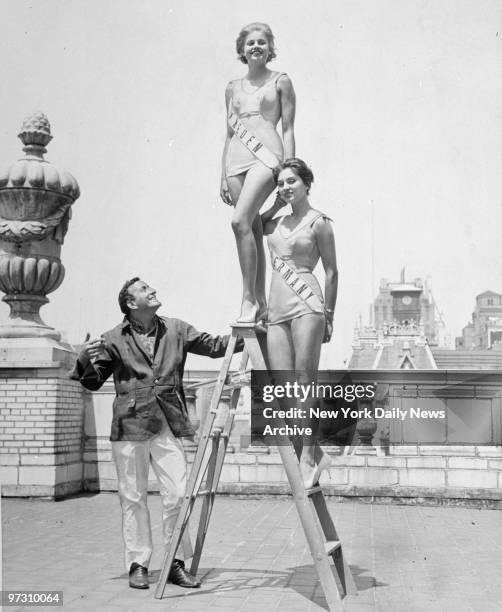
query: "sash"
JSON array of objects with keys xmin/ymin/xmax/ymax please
[
  {"xmin": 228, "ymin": 109, "xmax": 280, "ymax": 169},
  {"xmin": 270, "ymin": 249, "xmax": 325, "ymax": 314}
]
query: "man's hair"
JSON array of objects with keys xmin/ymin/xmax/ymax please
[{"xmin": 118, "ymin": 277, "xmax": 140, "ymax": 316}]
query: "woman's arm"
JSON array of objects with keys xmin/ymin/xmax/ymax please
[
  {"xmin": 220, "ymin": 82, "xmax": 234, "ymax": 206},
  {"xmin": 261, "ymin": 193, "xmax": 287, "ymax": 229},
  {"xmin": 278, "ymin": 75, "xmax": 296, "ymax": 158},
  {"xmin": 315, "ymin": 217, "xmax": 338, "ymax": 341}
]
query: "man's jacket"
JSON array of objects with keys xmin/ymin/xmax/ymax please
[{"xmin": 72, "ymin": 316, "xmax": 236, "ymax": 441}]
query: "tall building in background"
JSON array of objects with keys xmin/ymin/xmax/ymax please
[
  {"xmin": 455, "ymin": 291, "xmax": 502, "ymax": 350},
  {"xmin": 349, "ymin": 269, "xmax": 444, "ymax": 369},
  {"xmin": 372, "ymin": 270, "xmax": 439, "ymax": 344},
  {"xmin": 350, "ymin": 272, "xmax": 502, "ymax": 370}
]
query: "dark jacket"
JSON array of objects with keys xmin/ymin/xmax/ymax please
[{"xmin": 72, "ymin": 316, "xmax": 238, "ymax": 441}]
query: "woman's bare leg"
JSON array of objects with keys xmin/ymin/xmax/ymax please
[
  {"xmin": 266, "ymin": 323, "xmax": 303, "ymax": 455},
  {"xmin": 228, "ymin": 165, "xmax": 275, "ymax": 322},
  {"xmin": 291, "ymin": 314, "xmax": 326, "ymax": 483},
  {"xmin": 267, "ymin": 322, "xmax": 295, "ymax": 368},
  {"xmin": 252, "ymin": 215, "xmax": 267, "ymax": 320}
]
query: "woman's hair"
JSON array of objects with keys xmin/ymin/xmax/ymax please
[
  {"xmin": 273, "ymin": 158, "xmax": 314, "ymax": 193},
  {"xmin": 236, "ymin": 22, "xmax": 276, "ymax": 64}
]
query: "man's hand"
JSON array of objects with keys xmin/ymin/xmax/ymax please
[{"xmin": 82, "ymin": 332, "xmax": 107, "ymax": 361}]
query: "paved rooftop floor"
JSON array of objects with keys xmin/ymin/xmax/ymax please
[{"xmin": 2, "ymin": 493, "xmax": 502, "ymax": 611}]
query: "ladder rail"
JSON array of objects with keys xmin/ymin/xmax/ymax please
[
  {"xmin": 229, "ymin": 329, "xmax": 355, "ymax": 610},
  {"xmin": 190, "ymin": 351, "xmax": 249, "ymax": 575},
  {"xmin": 190, "ymin": 429, "xmax": 221, "ymax": 572},
  {"xmin": 155, "ymin": 325, "xmax": 356, "ymax": 610},
  {"xmin": 154, "ymin": 333, "xmax": 239, "ymax": 598},
  {"xmin": 154, "ymin": 406, "xmax": 216, "ymax": 598}
]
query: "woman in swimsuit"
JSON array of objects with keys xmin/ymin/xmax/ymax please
[
  {"xmin": 221, "ymin": 22, "xmax": 296, "ymax": 324},
  {"xmin": 262, "ymin": 158, "xmax": 338, "ymax": 489}
]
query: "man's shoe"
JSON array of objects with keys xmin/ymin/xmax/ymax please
[
  {"xmin": 169, "ymin": 559, "xmax": 201, "ymax": 588},
  {"xmin": 129, "ymin": 563, "xmax": 149, "ymax": 589}
]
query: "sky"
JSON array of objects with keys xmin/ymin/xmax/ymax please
[{"xmin": 1, "ymin": 0, "xmax": 501, "ymax": 369}]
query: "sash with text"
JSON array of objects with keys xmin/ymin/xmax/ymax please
[{"xmin": 228, "ymin": 110, "xmax": 279, "ymax": 169}]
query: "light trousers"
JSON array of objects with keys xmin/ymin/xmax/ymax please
[{"xmin": 112, "ymin": 424, "xmax": 193, "ymax": 571}]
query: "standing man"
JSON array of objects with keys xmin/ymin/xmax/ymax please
[{"xmin": 72, "ymin": 277, "xmax": 241, "ymax": 590}]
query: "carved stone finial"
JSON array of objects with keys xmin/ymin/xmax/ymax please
[
  {"xmin": 0, "ymin": 113, "xmax": 78, "ymax": 341},
  {"xmin": 18, "ymin": 112, "xmax": 53, "ymax": 155}
]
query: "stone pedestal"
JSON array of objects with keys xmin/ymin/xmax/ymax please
[
  {"xmin": 0, "ymin": 351, "xmax": 86, "ymax": 499},
  {"xmin": 0, "ymin": 113, "xmax": 82, "ymax": 499}
]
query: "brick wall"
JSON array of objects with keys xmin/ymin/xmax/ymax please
[
  {"xmin": 211, "ymin": 447, "xmax": 502, "ymax": 507},
  {"xmin": 0, "ymin": 367, "xmax": 86, "ymax": 498}
]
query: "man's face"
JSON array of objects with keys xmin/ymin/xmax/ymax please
[{"xmin": 127, "ymin": 280, "xmax": 161, "ymax": 314}]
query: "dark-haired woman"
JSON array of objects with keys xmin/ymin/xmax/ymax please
[
  {"xmin": 262, "ymin": 158, "xmax": 338, "ymax": 488},
  {"xmin": 221, "ymin": 22, "xmax": 296, "ymax": 324}
]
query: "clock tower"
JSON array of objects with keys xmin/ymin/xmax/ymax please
[
  {"xmin": 371, "ymin": 269, "xmax": 438, "ymax": 343},
  {"xmin": 349, "ymin": 270, "xmax": 443, "ymax": 369},
  {"xmin": 392, "ymin": 289, "xmax": 421, "ymax": 324}
]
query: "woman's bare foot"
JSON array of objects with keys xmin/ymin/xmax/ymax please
[
  {"xmin": 300, "ymin": 449, "xmax": 331, "ymax": 489},
  {"xmin": 299, "ymin": 455, "xmax": 316, "ymax": 489},
  {"xmin": 256, "ymin": 301, "xmax": 268, "ymax": 325},
  {"xmin": 236, "ymin": 299, "xmax": 258, "ymax": 325}
]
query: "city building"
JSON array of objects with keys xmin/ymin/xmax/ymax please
[
  {"xmin": 428, "ymin": 290, "xmax": 502, "ymax": 370},
  {"xmin": 350, "ymin": 274, "xmax": 502, "ymax": 370},
  {"xmin": 456, "ymin": 291, "xmax": 502, "ymax": 350},
  {"xmin": 349, "ymin": 270, "xmax": 444, "ymax": 369}
]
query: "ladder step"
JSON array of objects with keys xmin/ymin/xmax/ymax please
[
  {"xmin": 325, "ymin": 540, "xmax": 341, "ymax": 555},
  {"xmin": 306, "ymin": 485, "xmax": 323, "ymax": 496},
  {"xmin": 189, "ymin": 489, "xmax": 214, "ymax": 500},
  {"xmin": 224, "ymin": 369, "xmax": 251, "ymax": 388},
  {"xmin": 196, "ymin": 489, "xmax": 212, "ymax": 497},
  {"xmin": 210, "ymin": 430, "xmax": 229, "ymax": 440}
]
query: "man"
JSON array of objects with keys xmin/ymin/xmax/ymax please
[{"xmin": 72, "ymin": 277, "xmax": 241, "ymax": 590}]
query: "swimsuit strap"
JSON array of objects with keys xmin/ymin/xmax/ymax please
[
  {"xmin": 298, "ymin": 210, "xmax": 324, "ymax": 233},
  {"xmin": 308, "ymin": 210, "xmax": 329, "ymax": 227},
  {"xmin": 272, "ymin": 72, "xmax": 287, "ymax": 87},
  {"xmin": 308, "ymin": 210, "xmax": 333, "ymax": 227}
]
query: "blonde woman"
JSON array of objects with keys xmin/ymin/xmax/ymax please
[{"xmin": 221, "ymin": 22, "xmax": 296, "ymax": 324}]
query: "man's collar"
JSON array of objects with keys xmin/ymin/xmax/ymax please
[{"xmin": 121, "ymin": 314, "xmax": 166, "ymax": 333}]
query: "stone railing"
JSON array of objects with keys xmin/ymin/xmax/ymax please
[{"xmin": 2, "ymin": 369, "xmax": 501, "ymax": 505}]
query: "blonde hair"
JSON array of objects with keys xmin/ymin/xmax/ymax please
[{"xmin": 235, "ymin": 23, "xmax": 276, "ymax": 64}]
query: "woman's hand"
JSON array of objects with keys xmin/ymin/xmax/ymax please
[
  {"xmin": 220, "ymin": 178, "xmax": 233, "ymax": 206},
  {"xmin": 323, "ymin": 315, "xmax": 334, "ymax": 344},
  {"xmin": 261, "ymin": 191, "xmax": 289, "ymax": 227},
  {"xmin": 274, "ymin": 191, "xmax": 288, "ymax": 208}
]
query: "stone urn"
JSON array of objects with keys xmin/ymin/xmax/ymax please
[{"xmin": 0, "ymin": 112, "xmax": 80, "ymax": 343}]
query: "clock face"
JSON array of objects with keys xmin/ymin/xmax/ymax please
[{"xmin": 402, "ymin": 295, "xmax": 412, "ymax": 305}]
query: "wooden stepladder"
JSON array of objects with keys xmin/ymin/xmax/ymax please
[{"xmin": 155, "ymin": 324, "xmax": 357, "ymax": 610}]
